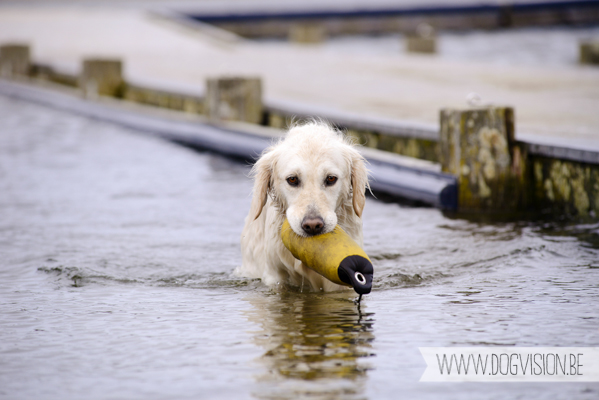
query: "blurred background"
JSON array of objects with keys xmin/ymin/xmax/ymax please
[{"xmin": 1, "ymin": 1, "xmax": 599, "ymax": 399}]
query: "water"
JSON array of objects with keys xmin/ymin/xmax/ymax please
[
  {"xmin": 305, "ymin": 26, "xmax": 599, "ymax": 68},
  {"xmin": 1, "ymin": 95, "xmax": 598, "ymax": 399}
]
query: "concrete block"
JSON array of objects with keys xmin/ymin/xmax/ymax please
[
  {"xmin": 267, "ymin": 111, "xmax": 287, "ymax": 129},
  {"xmin": 123, "ymin": 84, "xmax": 204, "ymax": 114},
  {"xmin": 405, "ymin": 23, "xmax": 436, "ymax": 54},
  {"xmin": 406, "ymin": 36, "xmax": 436, "ymax": 53},
  {"xmin": 206, "ymin": 77, "xmax": 262, "ymax": 124},
  {"xmin": 0, "ymin": 44, "xmax": 30, "ymax": 78},
  {"xmin": 80, "ymin": 59, "xmax": 124, "ymax": 98},
  {"xmin": 289, "ymin": 23, "xmax": 327, "ymax": 44},
  {"xmin": 580, "ymin": 40, "xmax": 599, "ymax": 65},
  {"xmin": 533, "ymin": 158, "xmax": 598, "ymax": 218},
  {"xmin": 440, "ymin": 106, "xmax": 529, "ymax": 212}
]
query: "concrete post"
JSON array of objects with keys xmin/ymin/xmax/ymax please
[
  {"xmin": 580, "ymin": 41, "xmax": 599, "ymax": 65},
  {"xmin": 206, "ymin": 77, "xmax": 262, "ymax": 124},
  {"xmin": 440, "ymin": 107, "xmax": 529, "ymax": 213},
  {"xmin": 80, "ymin": 59, "xmax": 124, "ymax": 98},
  {"xmin": 288, "ymin": 23, "xmax": 327, "ymax": 44},
  {"xmin": 0, "ymin": 44, "xmax": 30, "ymax": 78},
  {"xmin": 405, "ymin": 23, "xmax": 436, "ymax": 54}
]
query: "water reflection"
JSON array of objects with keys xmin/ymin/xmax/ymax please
[{"xmin": 245, "ymin": 291, "xmax": 375, "ymax": 399}]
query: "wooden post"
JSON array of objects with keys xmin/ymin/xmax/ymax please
[
  {"xmin": 0, "ymin": 44, "xmax": 30, "ymax": 78},
  {"xmin": 439, "ymin": 107, "xmax": 529, "ymax": 213},
  {"xmin": 288, "ymin": 23, "xmax": 327, "ymax": 44},
  {"xmin": 580, "ymin": 41, "xmax": 599, "ymax": 65},
  {"xmin": 405, "ymin": 23, "xmax": 436, "ymax": 54},
  {"xmin": 80, "ymin": 59, "xmax": 124, "ymax": 98},
  {"xmin": 206, "ymin": 77, "xmax": 262, "ymax": 124}
]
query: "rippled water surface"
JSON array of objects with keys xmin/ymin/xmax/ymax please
[{"xmin": 1, "ymin": 95, "xmax": 598, "ymax": 399}]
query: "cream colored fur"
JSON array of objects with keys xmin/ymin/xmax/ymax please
[{"xmin": 235, "ymin": 121, "xmax": 369, "ymax": 292}]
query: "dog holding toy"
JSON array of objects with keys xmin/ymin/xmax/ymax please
[{"xmin": 236, "ymin": 121, "xmax": 374, "ymax": 298}]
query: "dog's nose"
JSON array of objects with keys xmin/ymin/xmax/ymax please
[{"xmin": 301, "ymin": 216, "xmax": 324, "ymax": 236}]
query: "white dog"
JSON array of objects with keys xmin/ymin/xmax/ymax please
[{"xmin": 235, "ymin": 121, "xmax": 369, "ymax": 292}]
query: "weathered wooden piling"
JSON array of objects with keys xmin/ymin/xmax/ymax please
[
  {"xmin": 288, "ymin": 23, "xmax": 327, "ymax": 44},
  {"xmin": 0, "ymin": 44, "xmax": 30, "ymax": 78},
  {"xmin": 80, "ymin": 59, "xmax": 124, "ymax": 98},
  {"xmin": 206, "ymin": 77, "xmax": 262, "ymax": 124},
  {"xmin": 405, "ymin": 23, "xmax": 437, "ymax": 54},
  {"xmin": 580, "ymin": 40, "xmax": 599, "ymax": 65},
  {"xmin": 440, "ymin": 107, "xmax": 529, "ymax": 213}
]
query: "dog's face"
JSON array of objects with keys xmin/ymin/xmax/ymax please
[
  {"xmin": 249, "ymin": 123, "xmax": 368, "ymax": 237},
  {"xmin": 274, "ymin": 147, "xmax": 350, "ymax": 236}
]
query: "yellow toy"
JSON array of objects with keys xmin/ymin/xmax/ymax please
[{"xmin": 280, "ymin": 219, "xmax": 373, "ymax": 296}]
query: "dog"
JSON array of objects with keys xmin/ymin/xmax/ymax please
[{"xmin": 235, "ymin": 121, "xmax": 369, "ymax": 292}]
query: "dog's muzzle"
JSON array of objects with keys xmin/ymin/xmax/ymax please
[
  {"xmin": 280, "ymin": 219, "xmax": 374, "ymax": 296},
  {"xmin": 301, "ymin": 215, "xmax": 325, "ymax": 236}
]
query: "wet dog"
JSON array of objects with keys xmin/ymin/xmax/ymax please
[{"xmin": 236, "ymin": 121, "xmax": 368, "ymax": 291}]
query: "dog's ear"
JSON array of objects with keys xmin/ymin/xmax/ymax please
[
  {"xmin": 350, "ymin": 151, "xmax": 368, "ymax": 218},
  {"xmin": 250, "ymin": 151, "xmax": 274, "ymax": 221}
]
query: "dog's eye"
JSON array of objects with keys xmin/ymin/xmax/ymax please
[
  {"xmin": 325, "ymin": 175, "xmax": 338, "ymax": 186},
  {"xmin": 286, "ymin": 176, "xmax": 299, "ymax": 186}
]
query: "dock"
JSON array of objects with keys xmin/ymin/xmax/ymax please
[
  {"xmin": 1, "ymin": 1, "xmax": 599, "ymax": 217},
  {"xmin": 184, "ymin": 0, "xmax": 599, "ymax": 36},
  {"xmin": 0, "ymin": 79, "xmax": 459, "ymax": 211}
]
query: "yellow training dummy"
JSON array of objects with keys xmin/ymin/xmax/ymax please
[{"xmin": 280, "ymin": 219, "xmax": 373, "ymax": 295}]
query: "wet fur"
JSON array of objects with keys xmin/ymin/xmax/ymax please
[{"xmin": 235, "ymin": 121, "xmax": 369, "ymax": 292}]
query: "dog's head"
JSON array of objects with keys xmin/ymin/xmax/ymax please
[{"xmin": 249, "ymin": 122, "xmax": 368, "ymax": 237}]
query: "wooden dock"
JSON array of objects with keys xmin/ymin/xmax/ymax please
[
  {"xmin": 1, "ymin": 1, "xmax": 599, "ymax": 217},
  {"xmin": 1, "ymin": 4, "xmax": 597, "ymax": 147},
  {"xmin": 184, "ymin": 0, "xmax": 599, "ymax": 37}
]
